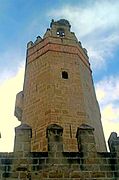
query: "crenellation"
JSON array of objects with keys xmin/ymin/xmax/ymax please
[{"xmin": 27, "ymin": 41, "xmax": 33, "ymax": 49}]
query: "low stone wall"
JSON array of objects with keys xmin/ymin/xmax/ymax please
[{"xmin": 0, "ymin": 123, "xmax": 118, "ymax": 179}]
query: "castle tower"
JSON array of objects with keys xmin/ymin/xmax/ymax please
[{"xmin": 15, "ymin": 19, "xmax": 106, "ymax": 152}]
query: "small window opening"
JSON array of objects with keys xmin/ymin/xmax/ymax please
[
  {"xmin": 57, "ymin": 28, "xmax": 65, "ymax": 37},
  {"xmin": 62, "ymin": 71, "xmax": 68, "ymax": 79}
]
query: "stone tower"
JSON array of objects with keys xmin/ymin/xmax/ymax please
[{"xmin": 15, "ymin": 19, "xmax": 106, "ymax": 152}]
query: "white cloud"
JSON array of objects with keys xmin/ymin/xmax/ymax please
[
  {"xmin": 0, "ymin": 65, "xmax": 24, "ymax": 152},
  {"xmin": 48, "ymin": 0, "xmax": 119, "ymax": 70},
  {"xmin": 96, "ymin": 76, "xmax": 119, "ymax": 106},
  {"xmin": 102, "ymin": 104, "xmax": 119, "ymax": 123},
  {"xmin": 0, "ymin": 49, "xmax": 25, "ymax": 85},
  {"xmin": 95, "ymin": 75, "xmax": 119, "ymax": 148}
]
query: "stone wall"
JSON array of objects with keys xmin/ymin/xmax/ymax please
[{"xmin": 0, "ymin": 123, "xmax": 118, "ymax": 179}]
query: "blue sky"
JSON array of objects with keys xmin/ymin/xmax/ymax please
[{"xmin": 0, "ymin": 0, "xmax": 119, "ymax": 151}]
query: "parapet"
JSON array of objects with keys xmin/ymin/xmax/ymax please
[
  {"xmin": 0, "ymin": 123, "xmax": 118, "ymax": 179},
  {"xmin": 76, "ymin": 124, "xmax": 96, "ymax": 155},
  {"xmin": 25, "ymin": 19, "xmax": 89, "ymax": 59},
  {"xmin": 14, "ymin": 124, "xmax": 32, "ymax": 156}
]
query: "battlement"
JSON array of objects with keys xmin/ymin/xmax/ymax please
[
  {"xmin": 26, "ymin": 19, "xmax": 89, "ymax": 59},
  {"xmin": 0, "ymin": 123, "xmax": 118, "ymax": 179}
]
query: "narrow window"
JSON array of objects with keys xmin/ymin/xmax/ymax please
[
  {"xmin": 34, "ymin": 130, "xmax": 37, "ymax": 143},
  {"xmin": 70, "ymin": 125, "xmax": 72, "ymax": 138},
  {"xmin": 62, "ymin": 71, "xmax": 68, "ymax": 79}
]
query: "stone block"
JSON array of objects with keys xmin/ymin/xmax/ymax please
[
  {"xmin": 14, "ymin": 124, "xmax": 32, "ymax": 156},
  {"xmin": 76, "ymin": 124, "xmax": 97, "ymax": 154}
]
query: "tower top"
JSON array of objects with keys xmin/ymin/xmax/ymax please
[{"xmin": 50, "ymin": 19, "xmax": 71, "ymax": 29}]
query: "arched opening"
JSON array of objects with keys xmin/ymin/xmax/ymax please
[{"xmin": 57, "ymin": 28, "xmax": 65, "ymax": 37}]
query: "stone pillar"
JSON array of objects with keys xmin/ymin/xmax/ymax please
[
  {"xmin": 14, "ymin": 124, "xmax": 32, "ymax": 157},
  {"xmin": 76, "ymin": 124, "xmax": 97, "ymax": 155},
  {"xmin": 76, "ymin": 124, "xmax": 97, "ymax": 170},
  {"xmin": 11, "ymin": 124, "xmax": 32, "ymax": 178},
  {"xmin": 46, "ymin": 124, "xmax": 63, "ymax": 164}
]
